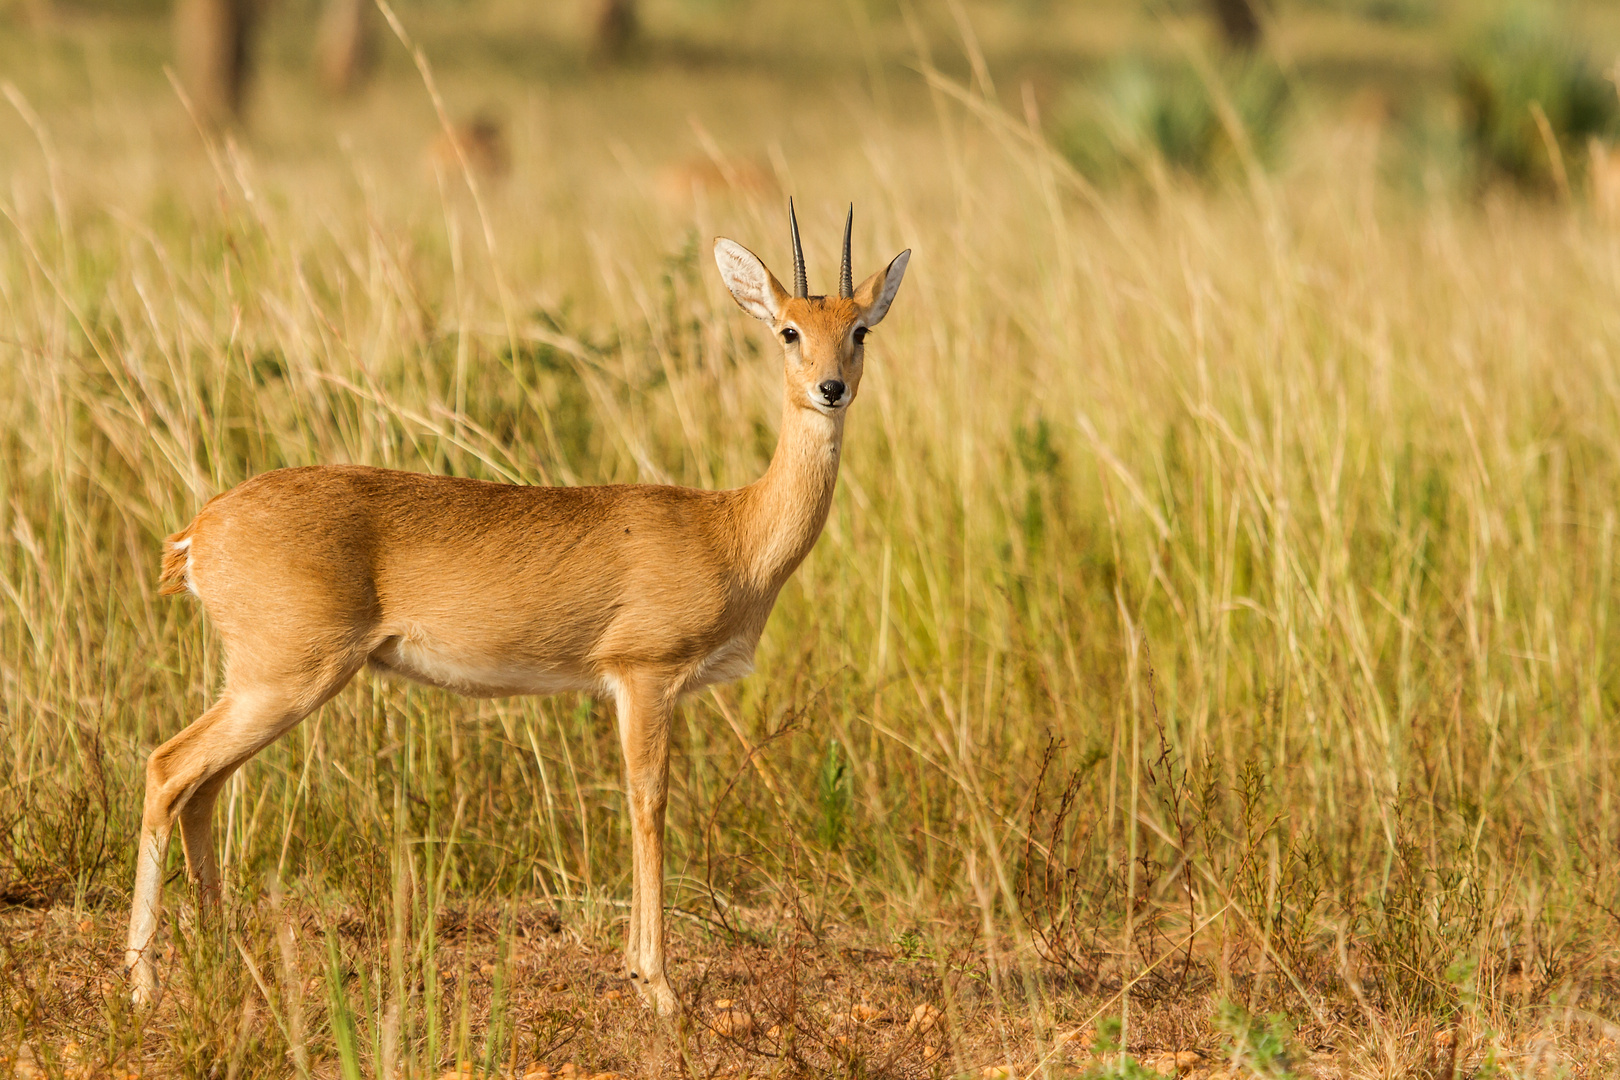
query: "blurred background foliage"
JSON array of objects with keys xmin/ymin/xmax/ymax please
[
  {"xmin": 1454, "ymin": 4, "xmax": 1618, "ymax": 189},
  {"xmin": 3, "ymin": 0, "xmax": 1617, "ymax": 195}
]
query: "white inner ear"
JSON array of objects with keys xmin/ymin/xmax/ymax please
[
  {"xmin": 714, "ymin": 239, "xmax": 780, "ymax": 323},
  {"xmin": 863, "ymin": 249, "xmax": 911, "ymax": 326}
]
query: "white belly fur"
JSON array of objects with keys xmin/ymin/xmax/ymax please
[
  {"xmin": 686, "ymin": 634, "xmax": 757, "ymax": 690},
  {"xmin": 370, "ymin": 628, "xmax": 760, "ymax": 699},
  {"xmin": 370, "ymin": 633, "xmax": 595, "ymax": 698}
]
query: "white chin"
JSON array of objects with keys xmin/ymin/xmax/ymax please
[{"xmin": 806, "ymin": 394, "xmax": 848, "ymax": 414}]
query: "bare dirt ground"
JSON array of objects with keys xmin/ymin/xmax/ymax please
[{"xmin": 4, "ymin": 901, "xmax": 1618, "ymax": 1080}]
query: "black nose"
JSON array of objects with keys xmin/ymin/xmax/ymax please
[{"xmin": 818, "ymin": 379, "xmax": 846, "ymax": 404}]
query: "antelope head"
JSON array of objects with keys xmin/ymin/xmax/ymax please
[{"xmin": 714, "ymin": 200, "xmax": 911, "ymax": 416}]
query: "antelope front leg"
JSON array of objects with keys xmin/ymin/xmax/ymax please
[{"xmin": 613, "ymin": 674, "xmax": 677, "ymax": 1014}]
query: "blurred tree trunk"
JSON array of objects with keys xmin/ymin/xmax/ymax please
[
  {"xmin": 1205, "ymin": 0, "xmax": 1261, "ymax": 50},
  {"xmin": 174, "ymin": 0, "xmax": 256, "ymax": 126},
  {"xmin": 316, "ymin": 0, "xmax": 374, "ymax": 96},
  {"xmin": 592, "ymin": 0, "xmax": 635, "ymax": 60},
  {"xmin": 19, "ymin": 0, "xmax": 51, "ymax": 27}
]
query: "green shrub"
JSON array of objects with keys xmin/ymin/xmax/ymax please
[
  {"xmin": 1215, "ymin": 999, "xmax": 1298, "ymax": 1080},
  {"xmin": 1056, "ymin": 56, "xmax": 1290, "ymax": 185},
  {"xmin": 1080, "ymin": 1017, "xmax": 1174, "ymax": 1080},
  {"xmin": 1455, "ymin": 5, "xmax": 1618, "ymax": 189},
  {"xmin": 1294, "ymin": 0, "xmax": 1436, "ymax": 25}
]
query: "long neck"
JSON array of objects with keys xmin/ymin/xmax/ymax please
[{"xmin": 734, "ymin": 395, "xmax": 845, "ymax": 592}]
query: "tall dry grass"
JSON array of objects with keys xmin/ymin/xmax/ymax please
[{"xmin": 1, "ymin": 6, "xmax": 1619, "ymax": 1076}]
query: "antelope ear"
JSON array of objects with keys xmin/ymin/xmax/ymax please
[
  {"xmin": 853, "ymin": 249, "xmax": 910, "ymax": 326},
  {"xmin": 714, "ymin": 238, "xmax": 790, "ymax": 323}
]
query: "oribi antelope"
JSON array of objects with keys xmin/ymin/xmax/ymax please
[{"xmin": 124, "ymin": 202, "xmax": 911, "ymax": 1013}]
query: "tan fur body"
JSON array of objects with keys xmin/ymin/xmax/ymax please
[
  {"xmin": 168, "ymin": 447, "xmax": 835, "ymax": 700},
  {"xmin": 125, "ymin": 217, "xmax": 910, "ymax": 1016},
  {"xmin": 655, "ymin": 155, "xmax": 779, "ymax": 207},
  {"xmin": 428, "ymin": 114, "xmax": 509, "ymax": 180}
]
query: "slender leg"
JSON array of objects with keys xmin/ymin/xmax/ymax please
[
  {"xmin": 125, "ymin": 677, "xmax": 350, "ymax": 1004},
  {"xmin": 126, "ymin": 810, "xmax": 173, "ymax": 1004},
  {"xmin": 127, "ymin": 696, "xmax": 232, "ymax": 1003},
  {"xmin": 179, "ymin": 769, "xmax": 235, "ymax": 911},
  {"xmin": 613, "ymin": 673, "xmax": 676, "ymax": 1014},
  {"xmin": 621, "ymin": 790, "xmax": 643, "ymax": 977}
]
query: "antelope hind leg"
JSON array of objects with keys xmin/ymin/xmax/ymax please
[{"xmin": 125, "ymin": 676, "xmax": 351, "ymax": 1003}]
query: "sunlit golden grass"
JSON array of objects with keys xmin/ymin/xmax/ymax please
[{"xmin": 2, "ymin": 6, "xmax": 1620, "ymax": 1077}]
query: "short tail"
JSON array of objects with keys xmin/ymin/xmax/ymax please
[{"xmin": 158, "ymin": 523, "xmax": 197, "ymax": 597}]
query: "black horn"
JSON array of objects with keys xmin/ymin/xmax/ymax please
[
  {"xmin": 789, "ymin": 198, "xmax": 808, "ymax": 299},
  {"xmin": 839, "ymin": 204, "xmax": 853, "ymax": 299}
]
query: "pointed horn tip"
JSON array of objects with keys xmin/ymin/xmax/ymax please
[
  {"xmin": 788, "ymin": 198, "xmax": 808, "ymax": 299},
  {"xmin": 838, "ymin": 203, "xmax": 854, "ymax": 299}
]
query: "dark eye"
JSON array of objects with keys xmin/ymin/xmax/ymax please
[
  {"xmin": 781, "ymin": 327, "xmax": 799, "ymax": 345},
  {"xmin": 853, "ymin": 327, "xmax": 869, "ymax": 345}
]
